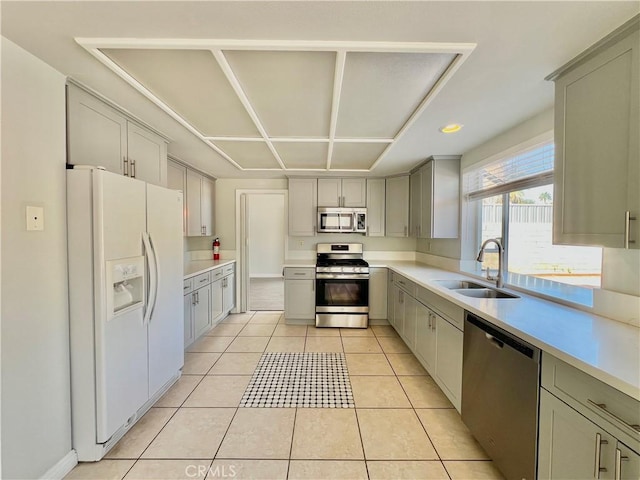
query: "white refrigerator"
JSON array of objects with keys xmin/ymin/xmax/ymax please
[{"xmin": 67, "ymin": 167, "xmax": 184, "ymax": 461}]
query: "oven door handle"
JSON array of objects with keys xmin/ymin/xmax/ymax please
[{"xmin": 316, "ymin": 273, "xmax": 370, "ymax": 280}]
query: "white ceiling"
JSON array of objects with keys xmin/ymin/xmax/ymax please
[{"xmin": 2, "ymin": 1, "xmax": 638, "ymax": 178}]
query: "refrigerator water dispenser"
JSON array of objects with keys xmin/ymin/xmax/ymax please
[{"xmin": 106, "ymin": 257, "xmax": 145, "ymax": 317}]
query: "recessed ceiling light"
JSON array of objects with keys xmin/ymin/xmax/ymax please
[{"xmin": 439, "ymin": 124, "xmax": 464, "ymax": 134}]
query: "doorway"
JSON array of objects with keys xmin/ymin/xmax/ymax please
[{"xmin": 237, "ymin": 190, "xmax": 288, "ymax": 312}]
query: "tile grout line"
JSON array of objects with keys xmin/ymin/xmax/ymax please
[
  {"xmin": 382, "ymin": 328, "xmax": 447, "ymax": 470},
  {"xmin": 286, "ymin": 407, "xmax": 299, "ymax": 479}
]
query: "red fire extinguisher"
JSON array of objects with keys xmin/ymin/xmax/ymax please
[{"xmin": 213, "ymin": 237, "xmax": 220, "ymax": 260}]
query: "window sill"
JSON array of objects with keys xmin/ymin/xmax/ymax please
[{"xmin": 460, "ymin": 267, "xmax": 595, "ymax": 310}]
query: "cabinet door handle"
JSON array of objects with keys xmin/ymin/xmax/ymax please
[
  {"xmin": 625, "ymin": 211, "xmax": 636, "ymax": 248},
  {"xmin": 404, "ymin": 226, "xmax": 407, "ymax": 237},
  {"xmin": 615, "ymin": 448, "xmax": 629, "ymax": 480},
  {"xmin": 594, "ymin": 433, "xmax": 608, "ymax": 477},
  {"xmin": 130, "ymin": 159, "xmax": 136, "ymax": 178},
  {"xmin": 587, "ymin": 399, "xmax": 640, "ymax": 433},
  {"xmin": 123, "ymin": 157, "xmax": 129, "ymax": 176},
  {"xmin": 192, "ymin": 292, "xmax": 196, "ymax": 305}
]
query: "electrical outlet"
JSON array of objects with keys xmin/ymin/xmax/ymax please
[{"xmin": 26, "ymin": 205, "xmax": 44, "ymax": 231}]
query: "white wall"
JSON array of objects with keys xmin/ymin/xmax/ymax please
[
  {"xmin": 461, "ymin": 108, "xmax": 555, "ymax": 170},
  {"xmin": 1, "ymin": 38, "xmax": 72, "ymax": 478},
  {"xmin": 216, "ymin": 178, "xmax": 288, "ymax": 248},
  {"xmin": 248, "ymin": 193, "xmax": 285, "ymax": 276}
]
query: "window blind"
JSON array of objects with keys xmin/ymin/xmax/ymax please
[{"xmin": 464, "ymin": 142, "xmax": 554, "ymax": 201}]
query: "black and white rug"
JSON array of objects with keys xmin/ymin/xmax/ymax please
[{"xmin": 239, "ymin": 352, "xmax": 354, "ymax": 408}]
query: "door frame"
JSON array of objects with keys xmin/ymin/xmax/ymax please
[{"xmin": 235, "ymin": 189, "xmax": 288, "ymax": 312}]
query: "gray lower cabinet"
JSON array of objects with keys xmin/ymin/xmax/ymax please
[
  {"xmin": 183, "ymin": 291, "xmax": 194, "ymax": 348},
  {"xmin": 184, "ymin": 273, "xmax": 213, "ymax": 348},
  {"xmin": 368, "ymin": 267, "xmax": 388, "ymax": 320},
  {"xmin": 388, "ymin": 271, "xmax": 463, "ymax": 411},
  {"xmin": 284, "ymin": 268, "xmax": 315, "ymax": 321},
  {"xmin": 222, "ymin": 272, "xmax": 235, "ymax": 313},
  {"xmin": 538, "ymin": 354, "xmax": 640, "ymax": 479},
  {"xmin": 183, "ymin": 263, "xmax": 236, "ymax": 349},
  {"xmin": 433, "ymin": 314, "xmax": 463, "ymax": 405},
  {"xmin": 402, "ymin": 294, "xmax": 418, "ymax": 351},
  {"xmin": 538, "ymin": 389, "xmax": 616, "ymax": 479},
  {"xmin": 415, "ymin": 303, "xmax": 436, "ymax": 373},
  {"xmin": 210, "ymin": 279, "xmax": 223, "ymax": 324},
  {"xmin": 193, "ymin": 284, "xmax": 211, "ymax": 339}
]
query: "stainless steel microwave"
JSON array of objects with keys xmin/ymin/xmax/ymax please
[{"xmin": 317, "ymin": 208, "xmax": 367, "ymax": 233}]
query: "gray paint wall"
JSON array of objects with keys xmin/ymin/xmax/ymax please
[{"xmin": 1, "ymin": 38, "xmax": 72, "ymax": 478}]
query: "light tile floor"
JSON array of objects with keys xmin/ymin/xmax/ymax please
[{"xmin": 66, "ymin": 311, "xmax": 504, "ymax": 480}]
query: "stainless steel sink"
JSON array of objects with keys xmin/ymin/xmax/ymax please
[
  {"xmin": 433, "ymin": 279, "xmax": 487, "ymax": 290},
  {"xmin": 453, "ymin": 288, "xmax": 519, "ymax": 299}
]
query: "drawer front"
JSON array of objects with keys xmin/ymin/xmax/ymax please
[
  {"xmin": 416, "ymin": 286, "xmax": 464, "ymax": 329},
  {"xmin": 194, "ymin": 271, "xmax": 211, "ymax": 286},
  {"xmin": 392, "ymin": 273, "xmax": 416, "ymax": 297},
  {"xmin": 211, "ymin": 268, "xmax": 224, "ymax": 281},
  {"xmin": 542, "ymin": 354, "xmax": 640, "ymax": 446},
  {"xmin": 285, "ymin": 268, "xmax": 315, "ymax": 280},
  {"xmin": 223, "ymin": 264, "xmax": 235, "ymax": 276},
  {"xmin": 183, "ymin": 278, "xmax": 194, "ymax": 295}
]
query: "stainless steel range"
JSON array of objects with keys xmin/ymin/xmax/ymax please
[{"xmin": 315, "ymin": 243, "xmax": 369, "ymax": 328}]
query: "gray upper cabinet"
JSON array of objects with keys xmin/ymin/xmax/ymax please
[
  {"xmin": 410, "ymin": 156, "xmax": 460, "ymax": 239},
  {"xmin": 366, "ymin": 178, "xmax": 385, "ymax": 237},
  {"xmin": 67, "ymin": 83, "xmax": 168, "ymax": 186},
  {"xmin": 385, "ymin": 175, "xmax": 410, "ymax": 237},
  {"xmin": 549, "ymin": 19, "xmax": 639, "ymax": 248},
  {"xmin": 186, "ymin": 169, "xmax": 215, "ymax": 237},
  {"xmin": 167, "ymin": 159, "xmax": 187, "ymax": 235},
  {"xmin": 288, "ymin": 178, "xmax": 318, "ymax": 236},
  {"xmin": 317, "ymin": 178, "xmax": 366, "ymax": 207},
  {"xmin": 126, "ymin": 122, "xmax": 167, "ymax": 186}
]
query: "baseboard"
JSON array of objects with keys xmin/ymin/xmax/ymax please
[
  {"xmin": 368, "ymin": 319, "xmax": 390, "ymax": 325},
  {"xmin": 284, "ymin": 319, "xmax": 315, "ymax": 325},
  {"xmin": 40, "ymin": 450, "xmax": 78, "ymax": 480}
]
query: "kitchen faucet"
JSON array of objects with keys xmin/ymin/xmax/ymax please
[{"xmin": 476, "ymin": 238, "xmax": 505, "ymax": 288}]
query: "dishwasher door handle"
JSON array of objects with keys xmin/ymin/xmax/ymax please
[{"xmin": 485, "ymin": 332, "xmax": 504, "ymax": 349}]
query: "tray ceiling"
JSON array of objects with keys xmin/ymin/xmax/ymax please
[{"xmin": 84, "ymin": 40, "xmax": 474, "ymax": 172}]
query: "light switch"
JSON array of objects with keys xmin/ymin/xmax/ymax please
[{"xmin": 26, "ymin": 206, "xmax": 44, "ymax": 231}]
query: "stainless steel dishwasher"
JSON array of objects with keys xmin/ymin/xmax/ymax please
[{"xmin": 462, "ymin": 312, "xmax": 541, "ymax": 480}]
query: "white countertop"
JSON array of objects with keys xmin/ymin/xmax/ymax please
[
  {"xmin": 184, "ymin": 259, "xmax": 236, "ymax": 279},
  {"xmin": 382, "ymin": 261, "xmax": 640, "ymax": 400}
]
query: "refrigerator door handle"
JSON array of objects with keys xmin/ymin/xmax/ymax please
[
  {"xmin": 142, "ymin": 232, "xmax": 159, "ymax": 325},
  {"xmin": 148, "ymin": 233, "xmax": 160, "ymax": 322}
]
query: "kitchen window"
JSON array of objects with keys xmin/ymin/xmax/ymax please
[{"xmin": 463, "ymin": 140, "xmax": 602, "ymax": 306}]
